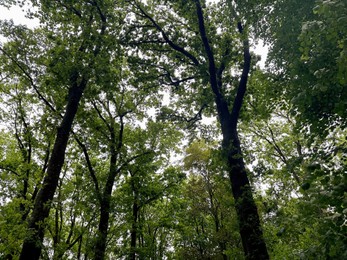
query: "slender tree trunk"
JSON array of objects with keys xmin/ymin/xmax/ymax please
[
  {"xmin": 77, "ymin": 236, "xmax": 82, "ymax": 260},
  {"xmin": 19, "ymin": 76, "xmax": 87, "ymax": 260},
  {"xmin": 94, "ymin": 120, "xmax": 123, "ymax": 260},
  {"xmin": 130, "ymin": 202, "xmax": 139, "ymax": 260}
]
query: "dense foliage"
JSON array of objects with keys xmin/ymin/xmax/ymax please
[{"xmin": 0, "ymin": 0, "xmax": 346, "ymax": 259}]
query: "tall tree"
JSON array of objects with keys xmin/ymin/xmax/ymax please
[
  {"xmin": 126, "ymin": 1, "xmax": 268, "ymax": 258},
  {"xmin": 0, "ymin": 81, "xmax": 53, "ymax": 258},
  {"xmin": 0, "ymin": 0, "xmax": 117, "ymax": 258}
]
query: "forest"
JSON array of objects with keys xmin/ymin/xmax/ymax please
[{"xmin": 0, "ymin": 0, "xmax": 346, "ymax": 259}]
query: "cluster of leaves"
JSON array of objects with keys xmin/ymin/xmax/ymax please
[
  {"xmin": 0, "ymin": 0, "xmax": 346, "ymax": 259},
  {"xmin": 242, "ymin": 0, "xmax": 347, "ymax": 258}
]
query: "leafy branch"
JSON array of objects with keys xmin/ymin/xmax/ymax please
[{"xmin": 131, "ymin": 0, "xmax": 200, "ymax": 66}]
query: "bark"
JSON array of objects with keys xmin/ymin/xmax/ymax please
[
  {"xmin": 93, "ymin": 117, "xmax": 124, "ymax": 260},
  {"xmin": 94, "ymin": 202, "xmax": 111, "ymax": 260},
  {"xmin": 194, "ymin": 1, "xmax": 269, "ymax": 259},
  {"xmin": 93, "ymin": 159, "xmax": 118, "ymax": 260},
  {"xmin": 19, "ymin": 75, "xmax": 87, "ymax": 260},
  {"xmin": 218, "ymin": 40, "xmax": 268, "ymax": 259},
  {"xmin": 13, "ymin": 105, "xmax": 32, "ymax": 222},
  {"xmin": 130, "ymin": 200, "xmax": 139, "ymax": 260},
  {"xmin": 225, "ymin": 129, "xmax": 268, "ymax": 259}
]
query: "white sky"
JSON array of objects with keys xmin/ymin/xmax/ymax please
[
  {"xmin": 0, "ymin": 4, "xmax": 39, "ymax": 28},
  {"xmin": 0, "ymin": 4, "xmax": 268, "ymax": 66}
]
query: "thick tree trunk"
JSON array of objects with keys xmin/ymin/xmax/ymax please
[
  {"xmin": 194, "ymin": 2, "xmax": 269, "ymax": 258},
  {"xmin": 223, "ymin": 128, "xmax": 269, "ymax": 259},
  {"xmin": 94, "ymin": 202, "xmax": 111, "ymax": 260},
  {"xmin": 19, "ymin": 76, "xmax": 87, "ymax": 260},
  {"xmin": 216, "ymin": 40, "xmax": 269, "ymax": 260}
]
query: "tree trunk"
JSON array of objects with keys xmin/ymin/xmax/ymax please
[
  {"xmin": 224, "ymin": 128, "xmax": 269, "ymax": 259},
  {"xmin": 94, "ymin": 202, "xmax": 111, "ymax": 260},
  {"xmin": 130, "ymin": 201, "xmax": 139, "ymax": 260},
  {"xmin": 93, "ymin": 121, "xmax": 123, "ymax": 260},
  {"xmin": 194, "ymin": 2, "xmax": 269, "ymax": 258},
  {"xmin": 19, "ymin": 76, "xmax": 87, "ymax": 260},
  {"xmin": 215, "ymin": 36, "xmax": 269, "ymax": 260},
  {"xmin": 125, "ymin": 1, "xmax": 268, "ymax": 258}
]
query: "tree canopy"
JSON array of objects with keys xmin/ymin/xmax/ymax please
[{"xmin": 0, "ymin": 0, "xmax": 346, "ymax": 259}]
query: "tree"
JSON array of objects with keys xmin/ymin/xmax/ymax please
[
  {"xmin": 241, "ymin": 6, "xmax": 347, "ymax": 254},
  {"xmin": 260, "ymin": 0, "xmax": 347, "ymax": 135},
  {"xmin": 125, "ymin": 1, "xmax": 268, "ymax": 258},
  {"xmin": 0, "ymin": 74, "xmax": 55, "ymax": 258},
  {"xmin": 173, "ymin": 140, "xmax": 244, "ymax": 259},
  {"xmin": 0, "ymin": 0, "xmax": 119, "ymax": 258},
  {"xmin": 1, "ymin": 0, "xmax": 346, "ymax": 259},
  {"xmin": 78, "ymin": 99, "xmax": 182, "ymax": 259},
  {"xmin": 298, "ymin": 0, "xmax": 347, "ymax": 131}
]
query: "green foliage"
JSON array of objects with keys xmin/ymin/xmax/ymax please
[
  {"xmin": 172, "ymin": 141, "xmax": 244, "ymax": 259},
  {"xmin": 0, "ymin": 0, "xmax": 346, "ymax": 259},
  {"xmin": 261, "ymin": 0, "xmax": 347, "ymax": 135},
  {"xmin": 298, "ymin": 0, "xmax": 347, "ymax": 127}
]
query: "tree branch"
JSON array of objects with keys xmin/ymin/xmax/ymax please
[
  {"xmin": 73, "ymin": 135, "xmax": 102, "ymax": 203},
  {"xmin": 133, "ymin": 0, "xmax": 200, "ymax": 66},
  {"xmin": 230, "ymin": 22, "xmax": 251, "ymax": 128},
  {"xmin": 194, "ymin": 0, "xmax": 220, "ymax": 97},
  {"xmin": 91, "ymin": 100, "xmax": 112, "ymax": 134},
  {"xmin": 159, "ymin": 103, "xmax": 208, "ymax": 129},
  {"xmin": 0, "ymin": 45, "xmax": 58, "ymax": 114}
]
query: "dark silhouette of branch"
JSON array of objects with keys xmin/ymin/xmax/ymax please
[
  {"xmin": 73, "ymin": 136, "xmax": 102, "ymax": 202},
  {"xmin": 0, "ymin": 45, "xmax": 58, "ymax": 114},
  {"xmin": 133, "ymin": 0, "xmax": 200, "ymax": 66},
  {"xmin": 230, "ymin": 22, "xmax": 251, "ymax": 128},
  {"xmin": 159, "ymin": 103, "xmax": 208, "ymax": 129}
]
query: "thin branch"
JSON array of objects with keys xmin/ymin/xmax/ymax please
[
  {"xmin": 0, "ymin": 45, "xmax": 58, "ymax": 114},
  {"xmin": 230, "ymin": 21, "xmax": 251, "ymax": 128},
  {"xmin": 0, "ymin": 165, "xmax": 20, "ymax": 176},
  {"xmin": 115, "ymin": 115, "xmax": 125, "ymax": 157},
  {"xmin": 164, "ymin": 72, "xmax": 195, "ymax": 87},
  {"xmin": 159, "ymin": 103, "xmax": 208, "ymax": 128},
  {"xmin": 73, "ymin": 135, "xmax": 102, "ymax": 202},
  {"xmin": 128, "ymin": 39, "xmax": 167, "ymax": 45},
  {"xmin": 91, "ymin": 100, "xmax": 112, "ymax": 133},
  {"xmin": 56, "ymin": 0, "xmax": 82, "ymax": 17},
  {"xmin": 89, "ymin": 0, "xmax": 107, "ymax": 23},
  {"xmin": 267, "ymin": 125, "xmax": 288, "ymax": 164},
  {"xmin": 133, "ymin": 0, "xmax": 200, "ymax": 66},
  {"xmin": 118, "ymin": 151, "xmax": 153, "ymax": 174}
]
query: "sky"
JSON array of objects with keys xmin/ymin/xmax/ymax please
[
  {"xmin": 0, "ymin": 3, "xmax": 268, "ymax": 66},
  {"xmin": 0, "ymin": 4, "xmax": 39, "ymax": 28}
]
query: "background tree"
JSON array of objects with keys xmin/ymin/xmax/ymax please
[
  {"xmin": 173, "ymin": 140, "xmax": 243, "ymax": 259},
  {"xmin": 0, "ymin": 0, "xmax": 121, "ymax": 258}
]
